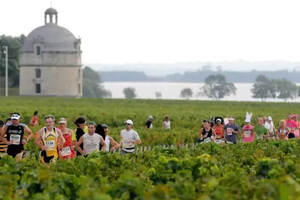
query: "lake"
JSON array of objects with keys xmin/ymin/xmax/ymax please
[{"xmin": 102, "ymin": 82, "xmax": 300, "ymax": 102}]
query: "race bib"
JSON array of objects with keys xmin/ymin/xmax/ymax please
[
  {"xmin": 123, "ymin": 140, "xmax": 134, "ymax": 148},
  {"xmin": 269, "ymin": 131, "xmax": 275, "ymax": 137},
  {"xmin": 61, "ymin": 146, "xmax": 71, "ymax": 156},
  {"xmin": 227, "ymin": 128, "xmax": 233, "ymax": 135},
  {"xmin": 10, "ymin": 134, "xmax": 21, "ymax": 145},
  {"xmin": 203, "ymin": 137, "xmax": 211, "ymax": 143},
  {"xmin": 45, "ymin": 140, "xmax": 55, "ymax": 150},
  {"xmin": 215, "ymin": 139, "xmax": 223, "ymax": 144},
  {"xmin": 244, "ymin": 131, "xmax": 251, "ymax": 138}
]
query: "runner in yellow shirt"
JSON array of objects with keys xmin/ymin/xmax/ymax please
[{"xmin": 35, "ymin": 115, "xmax": 65, "ymax": 164}]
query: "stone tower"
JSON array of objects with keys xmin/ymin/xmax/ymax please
[{"xmin": 19, "ymin": 7, "xmax": 82, "ymax": 97}]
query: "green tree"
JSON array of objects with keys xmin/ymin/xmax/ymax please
[
  {"xmin": 274, "ymin": 79, "xmax": 298, "ymax": 101},
  {"xmin": 180, "ymin": 88, "xmax": 193, "ymax": 99},
  {"xmin": 251, "ymin": 75, "xmax": 276, "ymax": 101},
  {"xmin": 0, "ymin": 35, "xmax": 25, "ymax": 87},
  {"xmin": 83, "ymin": 66, "xmax": 111, "ymax": 98},
  {"xmin": 123, "ymin": 87, "xmax": 136, "ymax": 99},
  {"xmin": 200, "ymin": 74, "xmax": 236, "ymax": 99}
]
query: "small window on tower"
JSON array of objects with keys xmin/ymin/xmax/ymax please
[
  {"xmin": 35, "ymin": 68, "xmax": 41, "ymax": 78},
  {"xmin": 78, "ymin": 83, "xmax": 81, "ymax": 94},
  {"xmin": 36, "ymin": 84, "xmax": 41, "ymax": 94},
  {"xmin": 36, "ymin": 46, "xmax": 41, "ymax": 55}
]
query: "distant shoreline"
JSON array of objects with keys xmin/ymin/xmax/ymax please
[{"xmin": 99, "ymin": 70, "xmax": 300, "ymax": 83}]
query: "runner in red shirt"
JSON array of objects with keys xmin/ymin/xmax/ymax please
[
  {"xmin": 212, "ymin": 117, "xmax": 224, "ymax": 144},
  {"xmin": 58, "ymin": 118, "xmax": 75, "ymax": 159}
]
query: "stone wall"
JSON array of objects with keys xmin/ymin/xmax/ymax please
[
  {"xmin": 20, "ymin": 66, "xmax": 82, "ymax": 97},
  {"xmin": 20, "ymin": 52, "xmax": 81, "ymax": 67}
]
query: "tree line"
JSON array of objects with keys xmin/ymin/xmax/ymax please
[
  {"xmin": 179, "ymin": 74, "xmax": 300, "ymax": 101},
  {"xmin": 100, "ymin": 68, "xmax": 300, "ymax": 83}
]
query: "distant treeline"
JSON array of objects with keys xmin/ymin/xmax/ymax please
[{"xmin": 100, "ymin": 70, "xmax": 300, "ymax": 83}]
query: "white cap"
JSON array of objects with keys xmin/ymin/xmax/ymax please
[
  {"xmin": 268, "ymin": 116, "xmax": 272, "ymax": 121},
  {"xmin": 228, "ymin": 117, "xmax": 234, "ymax": 121},
  {"xmin": 11, "ymin": 113, "xmax": 20, "ymax": 120},
  {"xmin": 148, "ymin": 115, "xmax": 153, "ymax": 120},
  {"xmin": 125, "ymin": 119, "xmax": 133, "ymax": 125},
  {"xmin": 59, "ymin": 118, "xmax": 67, "ymax": 124}
]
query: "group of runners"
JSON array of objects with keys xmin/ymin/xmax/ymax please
[
  {"xmin": 0, "ymin": 113, "xmax": 141, "ymax": 163},
  {"xmin": 197, "ymin": 113, "xmax": 300, "ymax": 144},
  {"xmin": 0, "ymin": 111, "xmax": 299, "ymax": 163}
]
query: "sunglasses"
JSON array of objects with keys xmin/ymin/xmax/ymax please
[{"xmin": 126, "ymin": 123, "xmax": 131, "ymax": 125}]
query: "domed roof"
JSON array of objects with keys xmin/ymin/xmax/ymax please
[
  {"xmin": 45, "ymin": 7, "xmax": 57, "ymax": 14},
  {"xmin": 21, "ymin": 23, "xmax": 79, "ymax": 52}
]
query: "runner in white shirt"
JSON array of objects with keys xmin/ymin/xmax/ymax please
[
  {"xmin": 120, "ymin": 119, "xmax": 141, "ymax": 154},
  {"xmin": 264, "ymin": 116, "xmax": 276, "ymax": 139},
  {"xmin": 162, "ymin": 115, "xmax": 171, "ymax": 129},
  {"xmin": 76, "ymin": 122, "xmax": 106, "ymax": 156},
  {"xmin": 102, "ymin": 124, "xmax": 120, "ymax": 152}
]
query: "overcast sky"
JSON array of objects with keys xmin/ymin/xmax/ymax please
[{"xmin": 2, "ymin": 0, "xmax": 300, "ymax": 69}]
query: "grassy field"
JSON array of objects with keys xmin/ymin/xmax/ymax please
[{"xmin": 1, "ymin": 97, "xmax": 300, "ymax": 199}]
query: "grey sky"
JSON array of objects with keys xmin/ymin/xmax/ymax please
[{"xmin": 2, "ymin": 0, "xmax": 300, "ymax": 71}]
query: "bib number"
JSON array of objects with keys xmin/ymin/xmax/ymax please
[
  {"xmin": 45, "ymin": 140, "xmax": 55, "ymax": 150},
  {"xmin": 227, "ymin": 128, "xmax": 233, "ymax": 135},
  {"xmin": 203, "ymin": 137, "xmax": 211, "ymax": 143},
  {"xmin": 215, "ymin": 138, "xmax": 223, "ymax": 144},
  {"xmin": 10, "ymin": 134, "xmax": 21, "ymax": 145},
  {"xmin": 122, "ymin": 140, "xmax": 134, "ymax": 148},
  {"xmin": 61, "ymin": 146, "xmax": 71, "ymax": 156},
  {"xmin": 244, "ymin": 131, "xmax": 251, "ymax": 138}
]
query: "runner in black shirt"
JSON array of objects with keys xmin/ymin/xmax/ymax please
[
  {"xmin": 1, "ymin": 113, "xmax": 33, "ymax": 161},
  {"xmin": 198, "ymin": 120, "xmax": 216, "ymax": 143}
]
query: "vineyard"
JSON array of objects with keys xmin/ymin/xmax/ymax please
[{"xmin": 1, "ymin": 97, "xmax": 300, "ymax": 199}]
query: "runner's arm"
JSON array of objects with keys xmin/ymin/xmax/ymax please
[
  {"xmin": 135, "ymin": 139, "xmax": 141, "ymax": 145},
  {"xmin": 35, "ymin": 129, "xmax": 46, "ymax": 150},
  {"xmin": 0, "ymin": 125, "xmax": 7, "ymax": 142},
  {"xmin": 233, "ymin": 127, "xmax": 239, "ymax": 135},
  {"xmin": 119, "ymin": 135, "xmax": 123, "ymax": 147},
  {"xmin": 198, "ymin": 128, "xmax": 203, "ymax": 139},
  {"xmin": 241, "ymin": 129, "xmax": 245, "ymax": 138},
  {"xmin": 24, "ymin": 125, "xmax": 33, "ymax": 142},
  {"xmin": 275, "ymin": 129, "xmax": 279, "ymax": 139},
  {"xmin": 57, "ymin": 129, "xmax": 65, "ymax": 148},
  {"xmin": 0, "ymin": 125, "xmax": 7, "ymax": 137},
  {"xmin": 109, "ymin": 136, "xmax": 120, "ymax": 150},
  {"xmin": 134, "ymin": 134, "xmax": 141, "ymax": 145},
  {"xmin": 75, "ymin": 136, "xmax": 85, "ymax": 155},
  {"xmin": 211, "ymin": 129, "xmax": 216, "ymax": 141},
  {"xmin": 100, "ymin": 136, "xmax": 106, "ymax": 151}
]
